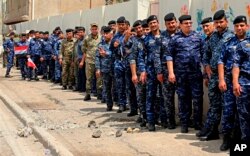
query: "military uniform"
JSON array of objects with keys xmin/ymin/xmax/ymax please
[
  {"xmin": 16, "ymin": 40, "xmax": 29, "ymax": 79},
  {"xmin": 3, "ymin": 38, "xmax": 15, "ymax": 77},
  {"xmin": 203, "ymin": 28, "xmax": 234, "ymax": 132},
  {"xmin": 166, "ymin": 30, "xmax": 204, "ymax": 130},
  {"xmin": 41, "ymin": 37, "xmax": 54, "ymax": 80},
  {"xmin": 233, "ymin": 36, "xmax": 250, "ymax": 142},
  {"xmin": 95, "ymin": 39, "xmax": 113, "ymax": 108},
  {"xmin": 82, "ymin": 34, "xmax": 102, "ymax": 96},
  {"xmin": 54, "ymin": 38, "xmax": 63, "ymax": 82},
  {"xmin": 60, "ymin": 38, "xmax": 76, "ymax": 87},
  {"xmin": 27, "ymin": 38, "xmax": 42, "ymax": 79}
]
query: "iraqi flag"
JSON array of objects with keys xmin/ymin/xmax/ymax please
[
  {"xmin": 14, "ymin": 45, "xmax": 28, "ymax": 55},
  {"xmin": 27, "ymin": 58, "xmax": 37, "ymax": 69}
]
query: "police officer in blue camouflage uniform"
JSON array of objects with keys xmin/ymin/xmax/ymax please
[
  {"xmin": 16, "ymin": 33, "xmax": 29, "ymax": 80},
  {"xmin": 129, "ymin": 20, "xmax": 147, "ymax": 126},
  {"xmin": 41, "ymin": 31, "xmax": 54, "ymax": 80},
  {"xmin": 232, "ymin": 17, "xmax": 250, "ymax": 144},
  {"xmin": 166, "ymin": 15, "xmax": 204, "ymax": 133},
  {"xmin": 217, "ymin": 16, "xmax": 248, "ymax": 151},
  {"xmin": 110, "ymin": 16, "xmax": 127, "ymax": 113},
  {"xmin": 139, "ymin": 15, "xmax": 167, "ymax": 131},
  {"xmin": 199, "ymin": 10, "xmax": 234, "ymax": 140},
  {"xmin": 53, "ymin": 31, "xmax": 64, "ymax": 84},
  {"xmin": 95, "ymin": 26, "xmax": 114, "ymax": 111},
  {"xmin": 27, "ymin": 31, "xmax": 42, "ymax": 81},
  {"xmin": 160, "ymin": 13, "xmax": 178, "ymax": 129},
  {"xmin": 3, "ymin": 32, "xmax": 15, "ymax": 78}
]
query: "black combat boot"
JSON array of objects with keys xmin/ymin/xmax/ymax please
[
  {"xmin": 83, "ymin": 94, "xmax": 91, "ymax": 101},
  {"xmin": 117, "ymin": 105, "xmax": 126, "ymax": 113},
  {"xmin": 220, "ymin": 133, "xmax": 231, "ymax": 151},
  {"xmin": 148, "ymin": 123, "xmax": 156, "ymax": 131}
]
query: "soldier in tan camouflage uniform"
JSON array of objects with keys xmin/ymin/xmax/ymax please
[
  {"xmin": 80, "ymin": 23, "xmax": 101, "ymax": 101},
  {"xmin": 59, "ymin": 29, "xmax": 76, "ymax": 90}
]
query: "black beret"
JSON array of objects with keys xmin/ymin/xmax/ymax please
[
  {"xmin": 142, "ymin": 19, "xmax": 148, "ymax": 28},
  {"xmin": 39, "ymin": 31, "xmax": 44, "ymax": 34},
  {"xmin": 213, "ymin": 10, "xmax": 226, "ymax": 20},
  {"xmin": 178, "ymin": 15, "xmax": 191, "ymax": 23},
  {"xmin": 201, "ymin": 17, "xmax": 213, "ymax": 25},
  {"xmin": 103, "ymin": 26, "xmax": 112, "ymax": 33},
  {"xmin": 133, "ymin": 20, "xmax": 142, "ymax": 27},
  {"xmin": 75, "ymin": 26, "xmax": 80, "ymax": 30},
  {"xmin": 66, "ymin": 29, "xmax": 74, "ymax": 33},
  {"xmin": 117, "ymin": 16, "xmax": 126, "ymax": 23},
  {"xmin": 233, "ymin": 15, "xmax": 247, "ymax": 24},
  {"xmin": 21, "ymin": 33, "xmax": 26, "ymax": 37},
  {"xmin": 77, "ymin": 26, "xmax": 85, "ymax": 31},
  {"xmin": 164, "ymin": 13, "xmax": 176, "ymax": 21},
  {"xmin": 54, "ymin": 26, "xmax": 61, "ymax": 31},
  {"xmin": 147, "ymin": 15, "xmax": 158, "ymax": 24},
  {"xmin": 43, "ymin": 31, "xmax": 49, "ymax": 35},
  {"xmin": 108, "ymin": 20, "xmax": 116, "ymax": 25},
  {"xmin": 29, "ymin": 30, "xmax": 35, "ymax": 34}
]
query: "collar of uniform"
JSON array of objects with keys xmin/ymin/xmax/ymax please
[
  {"xmin": 180, "ymin": 30, "xmax": 195, "ymax": 37},
  {"xmin": 217, "ymin": 27, "xmax": 229, "ymax": 36},
  {"xmin": 90, "ymin": 34, "xmax": 99, "ymax": 39},
  {"xmin": 67, "ymin": 38, "xmax": 74, "ymax": 42}
]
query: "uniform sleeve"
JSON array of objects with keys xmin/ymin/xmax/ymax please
[
  {"xmin": 59, "ymin": 41, "xmax": 64, "ymax": 59},
  {"xmin": 82, "ymin": 38, "xmax": 88, "ymax": 54},
  {"xmin": 27, "ymin": 40, "xmax": 32, "ymax": 55},
  {"xmin": 233, "ymin": 44, "xmax": 243, "ymax": 68},
  {"xmin": 54, "ymin": 41, "xmax": 58, "ymax": 56},
  {"xmin": 95, "ymin": 44, "xmax": 101, "ymax": 70},
  {"xmin": 3, "ymin": 40, "xmax": 9, "ymax": 51},
  {"xmin": 218, "ymin": 42, "xmax": 227, "ymax": 65},
  {"xmin": 202, "ymin": 40, "xmax": 211, "ymax": 66},
  {"xmin": 138, "ymin": 44, "xmax": 146, "ymax": 73},
  {"xmin": 166, "ymin": 38, "xmax": 175, "ymax": 61},
  {"xmin": 154, "ymin": 37, "xmax": 163, "ymax": 74}
]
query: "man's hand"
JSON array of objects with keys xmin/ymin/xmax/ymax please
[
  {"xmin": 168, "ymin": 72, "xmax": 176, "ymax": 83},
  {"xmin": 132, "ymin": 74, "xmax": 138, "ymax": 85},
  {"xmin": 204, "ymin": 79, "xmax": 209, "ymax": 87},
  {"xmin": 99, "ymin": 48, "xmax": 107, "ymax": 57},
  {"xmin": 219, "ymin": 79, "xmax": 227, "ymax": 92},
  {"xmin": 114, "ymin": 40, "xmax": 120, "ymax": 48},
  {"xmin": 79, "ymin": 61, "xmax": 84, "ymax": 68},
  {"xmin": 233, "ymin": 82, "xmax": 242, "ymax": 97},
  {"xmin": 157, "ymin": 74, "xmax": 164, "ymax": 83},
  {"xmin": 140, "ymin": 72, "xmax": 147, "ymax": 84},
  {"xmin": 40, "ymin": 57, "xmax": 44, "ymax": 62},
  {"xmin": 96, "ymin": 70, "xmax": 101, "ymax": 78},
  {"xmin": 53, "ymin": 55, "xmax": 57, "ymax": 60},
  {"xmin": 27, "ymin": 55, "xmax": 31, "ymax": 58},
  {"xmin": 205, "ymin": 65, "xmax": 213, "ymax": 79},
  {"xmin": 59, "ymin": 58, "xmax": 63, "ymax": 65}
]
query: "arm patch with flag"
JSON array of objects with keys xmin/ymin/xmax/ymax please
[
  {"xmin": 27, "ymin": 58, "xmax": 37, "ymax": 69},
  {"xmin": 14, "ymin": 45, "xmax": 28, "ymax": 55}
]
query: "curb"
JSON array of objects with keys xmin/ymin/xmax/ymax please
[{"xmin": 0, "ymin": 90, "xmax": 74, "ymax": 156}]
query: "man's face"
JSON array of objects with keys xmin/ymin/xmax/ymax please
[
  {"xmin": 44, "ymin": 34, "xmax": 49, "ymax": 39},
  {"xmin": 91, "ymin": 26, "xmax": 98, "ymax": 36},
  {"xmin": 165, "ymin": 19, "xmax": 178, "ymax": 32},
  {"xmin": 180, "ymin": 20, "xmax": 192, "ymax": 34},
  {"xmin": 202, "ymin": 22, "xmax": 215, "ymax": 36},
  {"xmin": 21, "ymin": 36, "xmax": 26, "ymax": 42},
  {"xmin": 148, "ymin": 20, "xmax": 159, "ymax": 32},
  {"xmin": 117, "ymin": 23, "xmax": 126, "ymax": 33},
  {"xmin": 39, "ymin": 33, "xmax": 44, "ymax": 39},
  {"xmin": 59, "ymin": 33, "xmax": 64, "ymax": 39},
  {"xmin": 77, "ymin": 30, "xmax": 85, "ymax": 38},
  {"xmin": 66, "ymin": 32, "xmax": 73, "ymax": 39},
  {"xmin": 9, "ymin": 34, "xmax": 14, "ymax": 39},
  {"xmin": 135, "ymin": 25, "xmax": 143, "ymax": 37},
  {"xmin": 234, "ymin": 22, "xmax": 248, "ymax": 37},
  {"xmin": 104, "ymin": 32, "xmax": 113, "ymax": 42},
  {"xmin": 214, "ymin": 18, "xmax": 228, "ymax": 33},
  {"xmin": 109, "ymin": 24, "xmax": 117, "ymax": 32},
  {"xmin": 143, "ymin": 27, "xmax": 150, "ymax": 35},
  {"xmin": 35, "ymin": 32, "xmax": 40, "ymax": 38}
]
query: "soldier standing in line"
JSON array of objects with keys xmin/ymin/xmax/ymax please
[{"xmin": 3, "ymin": 32, "xmax": 15, "ymax": 78}]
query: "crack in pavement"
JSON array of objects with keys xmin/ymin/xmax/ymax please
[{"xmin": 42, "ymin": 93, "xmax": 65, "ymax": 106}]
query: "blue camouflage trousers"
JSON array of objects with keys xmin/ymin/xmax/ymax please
[
  {"xmin": 17, "ymin": 56, "xmax": 27, "ymax": 78},
  {"xmin": 221, "ymin": 75, "xmax": 237, "ymax": 134},
  {"xmin": 114, "ymin": 60, "xmax": 127, "ymax": 106},
  {"xmin": 135, "ymin": 73, "xmax": 147, "ymax": 119},
  {"xmin": 6, "ymin": 52, "xmax": 14, "ymax": 74},
  {"xmin": 102, "ymin": 72, "xmax": 113, "ymax": 107},
  {"xmin": 146, "ymin": 66, "xmax": 167, "ymax": 124},
  {"xmin": 125, "ymin": 68, "xmax": 137, "ymax": 112},
  {"xmin": 204, "ymin": 73, "xmax": 222, "ymax": 130},
  {"xmin": 237, "ymin": 77, "xmax": 250, "ymax": 142},
  {"xmin": 176, "ymin": 71, "xmax": 203, "ymax": 127},
  {"xmin": 162, "ymin": 70, "xmax": 176, "ymax": 124},
  {"xmin": 54, "ymin": 59, "xmax": 62, "ymax": 81}
]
